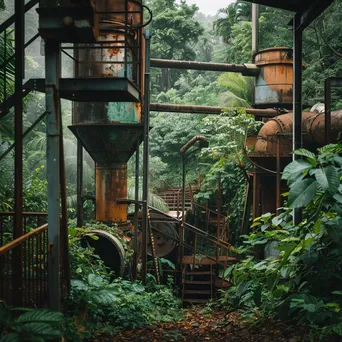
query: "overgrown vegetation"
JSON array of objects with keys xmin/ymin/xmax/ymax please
[{"xmin": 217, "ymin": 144, "xmax": 342, "ymax": 339}]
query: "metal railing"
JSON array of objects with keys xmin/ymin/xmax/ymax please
[
  {"xmin": 190, "ymin": 201, "xmax": 230, "ymax": 242},
  {"xmin": 148, "ymin": 206, "xmax": 232, "ymax": 269},
  {"xmin": 0, "ymin": 212, "xmax": 48, "ymax": 246},
  {"xmin": 0, "ymin": 223, "xmax": 48, "ymax": 307}
]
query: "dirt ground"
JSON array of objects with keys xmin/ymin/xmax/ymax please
[{"xmin": 95, "ymin": 307, "xmax": 314, "ymax": 342}]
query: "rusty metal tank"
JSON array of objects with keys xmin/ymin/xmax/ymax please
[
  {"xmin": 254, "ymin": 110, "xmax": 342, "ymax": 154},
  {"xmin": 253, "ymin": 47, "xmax": 293, "ymax": 109},
  {"xmin": 96, "ymin": 163, "xmax": 128, "ymax": 223},
  {"xmin": 69, "ymin": 0, "xmax": 144, "ymax": 226}
]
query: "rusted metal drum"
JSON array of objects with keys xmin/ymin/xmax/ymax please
[
  {"xmin": 304, "ymin": 110, "xmax": 342, "ymax": 146},
  {"xmin": 96, "ymin": 163, "xmax": 128, "ymax": 223},
  {"xmin": 147, "ymin": 222, "xmax": 178, "ymax": 257},
  {"xmin": 254, "ymin": 112, "xmax": 313, "ymax": 154},
  {"xmin": 84, "ymin": 230, "xmax": 126, "ymax": 277},
  {"xmin": 253, "ymin": 47, "xmax": 293, "ymax": 109}
]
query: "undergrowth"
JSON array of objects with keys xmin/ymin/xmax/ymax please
[{"xmin": 216, "ymin": 144, "xmax": 342, "ymax": 340}]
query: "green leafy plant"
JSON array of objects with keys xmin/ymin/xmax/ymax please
[
  {"xmin": 217, "ymin": 144, "xmax": 342, "ymax": 339},
  {"xmin": 0, "ymin": 303, "xmax": 63, "ymax": 342}
]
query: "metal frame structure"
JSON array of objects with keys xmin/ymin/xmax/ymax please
[{"xmin": 0, "ymin": 0, "xmax": 337, "ymax": 309}]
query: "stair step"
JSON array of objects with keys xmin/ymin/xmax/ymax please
[
  {"xmin": 183, "ymin": 280, "xmax": 212, "ymax": 285},
  {"xmin": 185, "ymin": 271, "xmax": 212, "ymax": 275},
  {"xmin": 182, "ymin": 298, "xmax": 209, "ymax": 304},
  {"xmin": 183, "ymin": 290, "xmax": 212, "ymax": 295}
]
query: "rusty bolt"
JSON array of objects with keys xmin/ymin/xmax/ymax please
[{"xmin": 63, "ymin": 16, "xmax": 73, "ymax": 26}]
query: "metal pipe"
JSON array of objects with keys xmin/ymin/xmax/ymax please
[
  {"xmin": 293, "ymin": 14, "xmax": 303, "ymax": 225},
  {"xmin": 180, "ymin": 136, "xmax": 207, "ymax": 154},
  {"xmin": 276, "ymin": 135, "xmax": 281, "ymax": 215},
  {"xmin": 150, "ymin": 59, "xmax": 260, "ymax": 76},
  {"xmin": 252, "ymin": 4, "xmax": 259, "ymax": 54},
  {"xmin": 13, "ymin": 0, "xmax": 25, "ymax": 307},
  {"xmin": 76, "ymin": 140, "xmax": 84, "ymax": 227},
  {"xmin": 150, "ymin": 103, "xmax": 280, "ymax": 116},
  {"xmin": 133, "ymin": 139, "xmax": 140, "ymax": 281},
  {"xmin": 325, "ymin": 78, "xmax": 331, "ymax": 144},
  {"xmin": 216, "ymin": 174, "xmax": 221, "ymax": 263},
  {"xmin": 45, "ymin": 39, "xmax": 61, "ymax": 311},
  {"xmin": 142, "ymin": 29, "xmax": 152, "ymax": 285},
  {"xmin": 59, "ymin": 109, "xmax": 70, "ymax": 295}
]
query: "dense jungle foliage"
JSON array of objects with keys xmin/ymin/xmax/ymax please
[{"xmin": 2, "ymin": 0, "xmax": 342, "ymax": 340}]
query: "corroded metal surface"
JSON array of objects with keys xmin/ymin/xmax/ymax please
[
  {"xmin": 253, "ymin": 47, "xmax": 294, "ymax": 109},
  {"xmin": 253, "ymin": 110, "xmax": 342, "ymax": 154},
  {"xmin": 147, "ymin": 222, "xmax": 178, "ymax": 257},
  {"xmin": 96, "ymin": 163, "xmax": 128, "ymax": 223}
]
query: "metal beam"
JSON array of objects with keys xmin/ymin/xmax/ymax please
[
  {"xmin": 133, "ymin": 139, "xmax": 140, "ymax": 281},
  {"xmin": 0, "ymin": 111, "xmax": 47, "ymax": 161},
  {"xmin": 142, "ymin": 30, "xmax": 152, "ymax": 285},
  {"xmin": 295, "ymin": 0, "xmax": 334, "ymax": 31},
  {"xmin": 150, "ymin": 103, "xmax": 281, "ymax": 117},
  {"xmin": 0, "ymin": 0, "xmax": 39, "ymax": 33},
  {"xmin": 293, "ymin": 13, "xmax": 303, "ymax": 225},
  {"xmin": 76, "ymin": 140, "xmax": 84, "ymax": 227},
  {"xmin": 13, "ymin": 0, "xmax": 25, "ymax": 307},
  {"xmin": 150, "ymin": 59, "xmax": 260, "ymax": 76},
  {"xmin": 45, "ymin": 40, "xmax": 61, "ymax": 311}
]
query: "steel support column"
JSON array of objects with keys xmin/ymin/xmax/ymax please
[
  {"xmin": 293, "ymin": 14, "xmax": 303, "ymax": 225},
  {"xmin": 45, "ymin": 40, "xmax": 61, "ymax": 311},
  {"xmin": 13, "ymin": 0, "xmax": 25, "ymax": 307},
  {"xmin": 76, "ymin": 140, "xmax": 84, "ymax": 227},
  {"xmin": 324, "ymin": 79, "xmax": 331, "ymax": 145},
  {"xmin": 142, "ymin": 30, "xmax": 152, "ymax": 285},
  {"xmin": 252, "ymin": 3, "xmax": 259, "ymax": 54},
  {"xmin": 59, "ymin": 113, "xmax": 70, "ymax": 295},
  {"xmin": 133, "ymin": 140, "xmax": 140, "ymax": 281}
]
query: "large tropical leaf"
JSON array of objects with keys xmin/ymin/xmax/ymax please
[
  {"xmin": 315, "ymin": 166, "xmax": 340, "ymax": 195},
  {"xmin": 288, "ymin": 178, "xmax": 318, "ymax": 208},
  {"xmin": 293, "ymin": 149, "xmax": 317, "ymax": 166},
  {"xmin": 16, "ymin": 309, "xmax": 63, "ymax": 324},
  {"xmin": 282, "ymin": 160, "xmax": 313, "ymax": 183}
]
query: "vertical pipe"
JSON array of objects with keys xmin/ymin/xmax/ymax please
[
  {"xmin": 180, "ymin": 155, "xmax": 185, "ymax": 261},
  {"xmin": 252, "ymin": 3, "xmax": 259, "ymax": 54},
  {"xmin": 216, "ymin": 174, "xmax": 221, "ymax": 263},
  {"xmin": 59, "ymin": 113, "xmax": 70, "ymax": 295},
  {"xmin": 76, "ymin": 140, "xmax": 84, "ymax": 227},
  {"xmin": 324, "ymin": 79, "xmax": 331, "ymax": 145},
  {"xmin": 142, "ymin": 29, "xmax": 152, "ymax": 285},
  {"xmin": 13, "ymin": 0, "xmax": 25, "ymax": 307},
  {"xmin": 45, "ymin": 40, "xmax": 61, "ymax": 311},
  {"xmin": 276, "ymin": 135, "xmax": 281, "ymax": 216},
  {"xmin": 133, "ymin": 140, "xmax": 140, "ymax": 280},
  {"xmin": 293, "ymin": 14, "xmax": 303, "ymax": 225}
]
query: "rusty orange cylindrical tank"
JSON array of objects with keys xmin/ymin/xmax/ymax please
[
  {"xmin": 96, "ymin": 163, "xmax": 128, "ymax": 223},
  {"xmin": 253, "ymin": 47, "xmax": 293, "ymax": 109}
]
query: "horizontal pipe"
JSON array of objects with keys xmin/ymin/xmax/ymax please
[
  {"xmin": 150, "ymin": 103, "xmax": 280, "ymax": 116},
  {"xmin": 150, "ymin": 58, "xmax": 260, "ymax": 76}
]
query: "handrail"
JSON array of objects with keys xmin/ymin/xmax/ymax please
[
  {"xmin": 0, "ymin": 223, "xmax": 48, "ymax": 256},
  {"xmin": 0, "ymin": 0, "xmax": 39, "ymax": 34},
  {"xmin": 148, "ymin": 205, "xmax": 231, "ymax": 248},
  {"xmin": 150, "ymin": 223, "xmax": 230, "ymax": 268},
  {"xmin": 0, "ymin": 212, "xmax": 48, "ymax": 216},
  {"xmin": 192, "ymin": 201, "xmax": 221, "ymax": 217}
]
